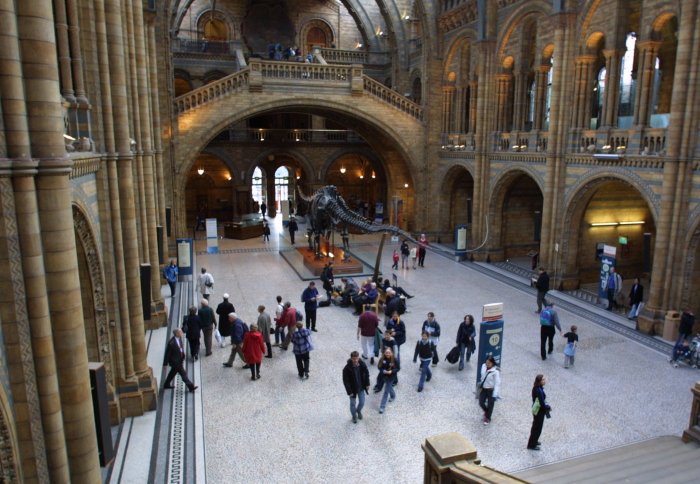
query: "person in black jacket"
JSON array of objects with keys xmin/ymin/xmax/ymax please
[
  {"xmin": 288, "ymin": 216, "xmax": 298, "ymax": 245},
  {"xmin": 535, "ymin": 267, "xmax": 550, "ymax": 313},
  {"xmin": 678, "ymin": 308, "xmax": 696, "ymax": 344},
  {"xmin": 216, "ymin": 293, "xmax": 235, "ymax": 342},
  {"xmin": 527, "ymin": 374, "xmax": 551, "ymax": 450},
  {"xmin": 342, "ymin": 351, "xmax": 370, "ymax": 423},
  {"xmin": 183, "ymin": 306, "xmax": 202, "ymax": 360},
  {"xmin": 627, "ymin": 278, "xmax": 644, "ymax": 320},
  {"xmin": 377, "ymin": 348, "xmax": 400, "ymax": 414},
  {"xmin": 413, "ymin": 332, "xmax": 436, "ymax": 392},
  {"xmin": 163, "ymin": 328, "xmax": 197, "ymax": 392},
  {"xmin": 456, "ymin": 314, "xmax": 476, "ymax": 371}
]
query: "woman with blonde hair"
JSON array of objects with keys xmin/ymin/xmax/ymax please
[{"xmin": 377, "ymin": 348, "xmax": 400, "ymax": 414}]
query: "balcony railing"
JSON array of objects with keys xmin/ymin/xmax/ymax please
[
  {"xmin": 213, "ymin": 129, "xmax": 366, "ymax": 144},
  {"xmin": 319, "ymin": 48, "xmax": 367, "ymax": 64},
  {"xmin": 172, "ymin": 38, "xmax": 237, "ymax": 55}
]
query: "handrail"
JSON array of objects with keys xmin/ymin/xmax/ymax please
[
  {"xmin": 174, "ymin": 69, "xmax": 250, "ymax": 114},
  {"xmin": 258, "ymin": 60, "xmax": 352, "ymax": 82},
  {"xmin": 362, "ymin": 75, "xmax": 423, "ymax": 121}
]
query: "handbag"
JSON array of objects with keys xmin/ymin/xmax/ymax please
[
  {"xmin": 214, "ymin": 329, "xmax": 223, "ymax": 345},
  {"xmin": 532, "ymin": 398, "xmax": 541, "ymax": 416}
]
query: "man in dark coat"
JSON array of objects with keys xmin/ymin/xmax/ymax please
[
  {"xmin": 678, "ymin": 309, "xmax": 696, "ymax": 344},
  {"xmin": 216, "ymin": 294, "xmax": 235, "ymax": 339},
  {"xmin": 535, "ymin": 267, "xmax": 550, "ymax": 313},
  {"xmin": 163, "ymin": 328, "xmax": 197, "ymax": 392},
  {"xmin": 342, "ymin": 351, "xmax": 370, "ymax": 423},
  {"xmin": 288, "ymin": 216, "xmax": 298, "ymax": 245}
]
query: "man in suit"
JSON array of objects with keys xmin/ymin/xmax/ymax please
[{"xmin": 163, "ymin": 328, "xmax": 198, "ymax": 392}]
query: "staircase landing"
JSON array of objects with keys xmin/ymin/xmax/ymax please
[{"xmin": 514, "ymin": 436, "xmax": 700, "ymax": 483}]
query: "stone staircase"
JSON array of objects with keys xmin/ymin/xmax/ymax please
[
  {"xmin": 564, "ymin": 287, "xmax": 600, "ymax": 305},
  {"xmin": 514, "ymin": 436, "xmax": 700, "ymax": 483},
  {"xmin": 494, "ymin": 260, "xmax": 536, "ymax": 280}
]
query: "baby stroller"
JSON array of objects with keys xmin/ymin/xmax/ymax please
[{"xmin": 669, "ymin": 334, "xmax": 700, "ymax": 368}]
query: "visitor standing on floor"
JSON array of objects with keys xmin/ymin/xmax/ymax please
[
  {"xmin": 291, "ymin": 321, "xmax": 313, "ymax": 380},
  {"xmin": 198, "ymin": 267, "xmax": 214, "ymax": 300},
  {"xmin": 163, "ymin": 328, "xmax": 197, "ymax": 392},
  {"xmin": 288, "ymin": 216, "xmax": 298, "ymax": 245},
  {"xmin": 216, "ymin": 294, "xmax": 235, "ymax": 347},
  {"xmin": 478, "ymin": 356, "xmax": 501, "ymax": 425},
  {"xmin": 418, "ymin": 234, "xmax": 428, "ymax": 267},
  {"xmin": 535, "ymin": 267, "xmax": 549, "ymax": 313},
  {"xmin": 392, "ymin": 249, "xmax": 399, "ymax": 269},
  {"xmin": 386, "ymin": 311, "xmax": 406, "ymax": 359},
  {"xmin": 274, "ymin": 295, "xmax": 285, "ymax": 346},
  {"xmin": 410, "ymin": 246, "xmax": 418, "ymax": 269},
  {"xmin": 678, "ymin": 308, "xmax": 696, "ymax": 345},
  {"xmin": 527, "ymin": 374, "xmax": 551, "ymax": 450},
  {"xmin": 603, "ymin": 266, "xmax": 623, "ymax": 311},
  {"xmin": 263, "ymin": 222, "xmax": 270, "ymax": 242},
  {"xmin": 422, "ymin": 312, "xmax": 441, "ymax": 366},
  {"xmin": 413, "ymin": 332, "xmax": 436, "ymax": 392},
  {"xmin": 563, "ymin": 325, "xmax": 578, "ymax": 368},
  {"xmin": 183, "ymin": 306, "xmax": 202, "ymax": 361},
  {"xmin": 377, "ymin": 348, "xmax": 399, "ymax": 414},
  {"xmin": 539, "ymin": 302, "xmax": 561, "ymax": 360},
  {"xmin": 301, "ymin": 281, "xmax": 320, "ymax": 332},
  {"xmin": 627, "ymin": 277, "xmax": 644, "ymax": 320},
  {"xmin": 357, "ymin": 310, "xmax": 379, "ymax": 365},
  {"xmin": 223, "ymin": 313, "xmax": 247, "ymax": 367},
  {"xmin": 163, "ymin": 259, "xmax": 178, "ymax": 298},
  {"xmin": 456, "ymin": 314, "xmax": 476, "ymax": 371},
  {"xmin": 242, "ymin": 324, "xmax": 265, "ymax": 380},
  {"xmin": 257, "ymin": 305, "xmax": 273, "ymax": 358},
  {"xmin": 198, "ymin": 299, "xmax": 216, "ymax": 356},
  {"xmin": 343, "ymin": 351, "xmax": 370, "ymax": 424},
  {"xmin": 400, "ymin": 240, "xmax": 410, "ymax": 269},
  {"xmin": 260, "ymin": 201, "xmax": 267, "ymax": 218},
  {"xmin": 279, "ymin": 302, "xmax": 298, "ymax": 351},
  {"xmin": 320, "ymin": 261, "xmax": 334, "ymax": 300}
]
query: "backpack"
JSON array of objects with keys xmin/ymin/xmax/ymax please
[
  {"xmin": 295, "ymin": 309, "xmax": 304, "ymax": 322},
  {"xmin": 540, "ymin": 309, "xmax": 553, "ymax": 326},
  {"xmin": 204, "ymin": 274, "xmax": 213, "ymax": 288},
  {"xmin": 445, "ymin": 345, "xmax": 460, "ymax": 364}
]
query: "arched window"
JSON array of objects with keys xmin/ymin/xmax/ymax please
[
  {"xmin": 274, "ymin": 166, "xmax": 289, "ymax": 210},
  {"xmin": 203, "ymin": 18, "xmax": 227, "ymax": 41},
  {"xmin": 592, "ymin": 66, "xmax": 606, "ymax": 129},
  {"xmin": 411, "ymin": 77, "xmax": 422, "ymax": 104},
  {"xmin": 617, "ymin": 33, "xmax": 637, "ymax": 127},
  {"xmin": 252, "ymin": 167, "xmax": 263, "ymax": 204}
]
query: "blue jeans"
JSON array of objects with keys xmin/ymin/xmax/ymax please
[
  {"xmin": 379, "ymin": 378, "xmax": 396, "ymax": 410},
  {"xmin": 418, "ymin": 359, "xmax": 432, "ymax": 390},
  {"xmin": 349, "ymin": 392, "xmax": 365, "ymax": 418},
  {"xmin": 458, "ymin": 342, "xmax": 472, "ymax": 369},
  {"xmin": 275, "ymin": 326, "xmax": 285, "ymax": 345}
]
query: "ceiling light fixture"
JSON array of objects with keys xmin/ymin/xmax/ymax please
[
  {"xmin": 340, "ymin": 166, "xmax": 346, "ymax": 174},
  {"xmin": 197, "ymin": 168, "xmax": 204, "ymax": 176}
]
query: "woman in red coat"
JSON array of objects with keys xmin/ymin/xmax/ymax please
[{"xmin": 242, "ymin": 324, "xmax": 266, "ymax": 380}]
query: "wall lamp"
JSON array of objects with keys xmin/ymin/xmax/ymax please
[
  {"xmin": 589, "ymin": 221, "xmax": 645, "ymax": 227},
  {"xmin": 340, "ymin": 166, "xmax": 346, "ymax": 174},
  {"xmin": 197, "ymin": 168, "xmax": 205, "ymax": 176}
]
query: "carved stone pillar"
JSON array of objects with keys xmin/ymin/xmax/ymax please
[
  {"xmin": 602, "ymin": 49, "xmax": 623, "ymax": 127},
  {"xmin": 633, "ymin": 41, "xmax": 661, "ymax": 126},
  {"xmin": 572, "ymin": 56, "xmax": 595, "ymax": 129},
  {"xmin": 494, "ymin": 73, "xmax": 513, "ymax": 132},
  {"xmin": 442, "ymin": 84, "xmax": 455, "ymax": 134},
  {"xmin": 17, "ymin": 0, "xmax": 101, "ymax": 480},
  {"xmin": 468, "ymin": 80, "xmax": 478, "ymax": 133},
  {"xmin": 511, "ymin": 70, "xmax": 527, "ymax": 131},
  {"xmin": 455, "ymin": 85, "xmax": 466, "ymax": 133},
  {"xmin": 533, "ymin": 66, "xmax": 549, "ymax": 131}
]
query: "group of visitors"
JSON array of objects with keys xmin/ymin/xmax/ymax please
[
  {"xmin": 268, "ymin": 43, "xmax": 313, "ymax": 63},
  {"xmin": 399, "ymin": 235, "xmax": 429, "ymax": 270}
]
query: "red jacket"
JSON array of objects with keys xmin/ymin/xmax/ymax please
[
  {"xmin": 242, "ymin": 330, "xmax": 265, "ymax": 364},
  {"xmin": 281, "ymin": 307, "xmax": 297, "ymax": 328}
]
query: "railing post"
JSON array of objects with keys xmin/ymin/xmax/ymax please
[
  {"xmin": 351, "ymin": 64, "xmax": 363, "ymax": 96},
  {"xmin": 249, "ymin": 60, "xmax": 262, "ymax": 92},
  {"xmin": 422, "ymin": 432, "xmax": 478, "ymax": 483}
]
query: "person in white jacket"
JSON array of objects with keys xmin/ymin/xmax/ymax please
[{"xmin": 478, "ymin": 356, "xmax": 501, "ymax": 425}]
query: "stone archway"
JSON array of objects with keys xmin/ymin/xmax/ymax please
[
  {"xmin": 488, "ymin": 169, "xmax": 544, "ymax": 261},
  {"xmin": 0, "ymin": 386, "xmax": 21, "ymax": 482},
  {"xmin": 440, "ymin": 164, "xmax": 474, "ymax": 243},
  {"xmin": 72, "ymin": 206, "xmax": 115, "ymax": 394},
  {"xmin": 560, "ymin": 176, "xmax": 657, "ymax": 289},
  {"xmin": 680, "ymin": 220, "xmax": 700, "ymax": 315}
]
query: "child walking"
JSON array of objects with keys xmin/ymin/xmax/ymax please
[
  {"xmin": 392, "ymin": 249, "xmax": 399, "ymax": 270},
  {"xmin": 563, "ymin": 325, "xmax": 578, "ymax": 368}
]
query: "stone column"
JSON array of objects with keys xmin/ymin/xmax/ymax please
[
  {"xmin": 468, "ymin": 80, "xmax": 478, "ymax": 134},
  {"xmin": 266, "ymin": 174, "xmax": 276, "ymax": 217},
  {"xmin": 495, "ymin": 73, "xmax": 512, "ymax": 132},
  {"xmin": 146, "ymin": 20, "xmax": 168, "ymax": 266},
  {"xmin": 640, "ymin": 1, "xmax": 699, "ymax": 332},
  {"xmin": 17, "ymin": 0, "xmax": 101, "ymax": 480},
  {"xmin": 601, "ymin": 49, "xmax": 623, "ymax": 127},
  {"xmin": 633, "ymin": 41, "xmax": 661, "ymax": 126},
  {"xmin": 533, "ymin": 66, "xmax": 549, "ymax": 131},
  {"xmin": 131, "ymin": 0, "xmax": 165, "ymax": 326},
  {"xmin": 94, "ymin": 0, "xmax": 136, "ymax": 393},
  {"xmin": 442, "ymin": 85, "xmax": 455, "ymax": 135},
  {"xmin": 571, "ymin": 56, "xmax": 595, "ymax": 129},
  {"xmin": 105, "ymin": 0, "xmax": 155, "ymax": 409},
  {"xmin": 65, "ymin": 0, "xmax": 90, "ymax": 139},
  {"xmin": 51, "ymin": 0, "xmax": 75, "ymax": 103},
  {"xmin": 511, "ymin": 70, "xmax": 527, "ymax": 131},
  {"xmin": 454, "ymin": 85, "xmax": 466, "ymax": 133}
]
